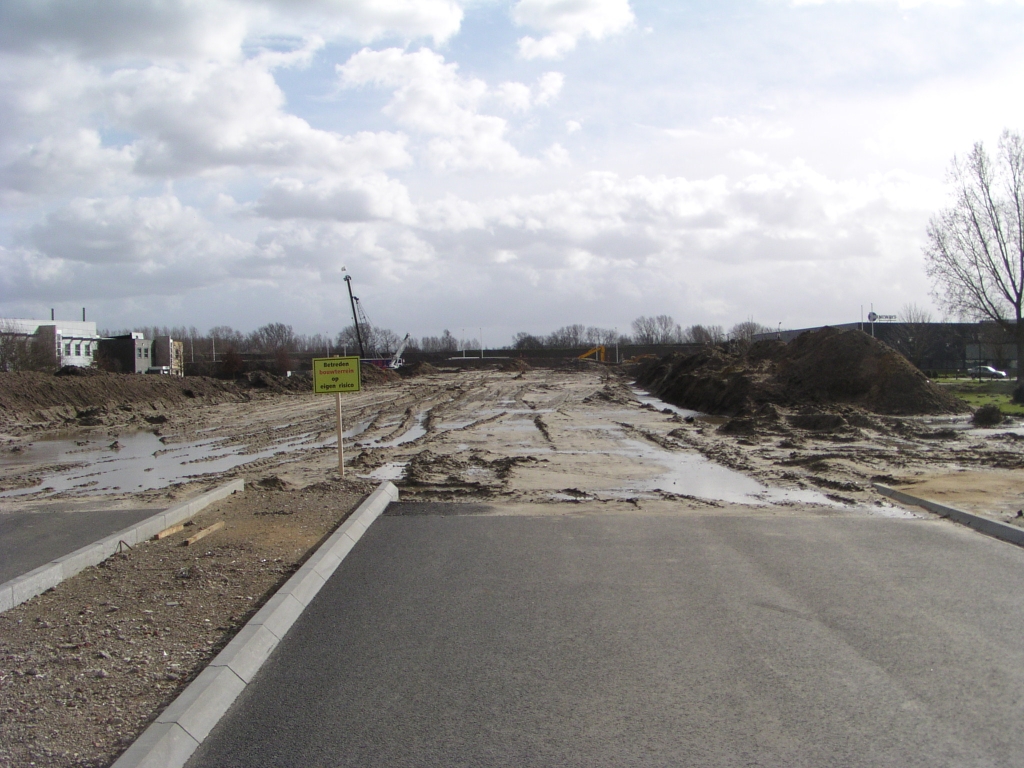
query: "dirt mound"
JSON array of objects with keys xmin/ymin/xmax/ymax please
[
  {"xmin": 0, "ymin": 371, "xmax": 247, "ymax": 428},
  {"xmin": 0, "ymin": 367, "xmax": 369, "ymax": 434},
  {"xmin": 500, "ymin": 359, "xmax": 531, "ymax": 372},
  {"xmin": 399, "ymin": 361, "xmax": 440, "ymax": 378},
  {"xmin": 636, "ymin": 328, "xmax": 969, "ymax": 417},
  {"xmin": 54, "ymin": 365, "xmax": 104, "ymax": 377},
  {"xmin": 360, "ymin": 364, "xmax": 401, "ymax": 386}
]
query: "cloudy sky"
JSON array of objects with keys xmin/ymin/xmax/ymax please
[{"xmin": 2, "ymin": 0, "xmax": 1024, "ymax": 343}]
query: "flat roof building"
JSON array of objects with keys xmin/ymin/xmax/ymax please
[{"xmin": 0, "ymin": 318, "xmax": 99, "ymax": 370}]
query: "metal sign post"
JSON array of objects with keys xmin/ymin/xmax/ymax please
[{"xmin": 312, "ymin": 356, "xmax": 361, "ymax": 477}]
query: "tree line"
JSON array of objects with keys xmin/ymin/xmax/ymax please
[{"xmin": 96, "ymin": 316, "xmax": 779, "ymax": 362}]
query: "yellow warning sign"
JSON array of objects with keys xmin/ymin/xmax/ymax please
[{"xmin": 312, "ymin": 356, "xmax": 361, "ymax": 394}]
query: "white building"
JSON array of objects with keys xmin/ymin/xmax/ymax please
[{"xmin": 0, "ymin": 318, "xmax": 100, "ymax": 368}]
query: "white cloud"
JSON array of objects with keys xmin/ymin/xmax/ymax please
[
  {"xmin": 2, "ymin": 194, "xmax": 255, "ymax": 304},
  {"xmin": 253, "ymin": 175, "xmax": 416, "ymax": 224},
  {"xmin": 566, "ymin": 120, "xmax": 582, "ymax": 134},
  {"xmin": 534, "ymin": 72, "xmax": 565, "ymax": 105},
  {"xmin": 496, "ymin": 82, "xmax": 533, "ymax": 112},
  {"xmin": 496, "ymin": 72, "xmax": 564, "ymax": 112},
  {"xmin": 107, "ymin": 59, "xmax": 411, "ymax": 176},
  {"xmin": 544, "ymin": 143, "xmax": 571, "ymax": 165},
  {"xmin": 28, "ymin": 194, "xmax": 248, "ymax": 268},
  {"xmin": 513, "ymin": 0, "xmax": 635, "ymax": 59},
  {"xmin": 790, "ymin": 0, "xmax": 970, "ymax": 6},
  {"xmin": 0, "ymin": 0, "xmax": 464, "ymax": 62},
  {"xmin": 399, "ymin": 164, "xmax": 936, "ymax": 329},
  {"xmin": 338, "ymin": 47, "xmax": 540, "ymax": 172},
  {"xmin": 0, "ymin": 129, "xmax": 136, "ymax": 201}
]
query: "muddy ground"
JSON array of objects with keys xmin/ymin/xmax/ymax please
[{"xmin": 2, "ymin": 363, "xmax": 1023, "ymax": 767}]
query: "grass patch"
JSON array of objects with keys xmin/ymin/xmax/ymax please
[
  {"xmin": 953, "ymin": 391, "xmax": 1024, "ymax": 416},
  {"xmin": 933, "ymin": 378, "xmax": 1024, "ymax": 415}
]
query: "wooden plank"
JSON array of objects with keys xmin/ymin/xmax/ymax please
[
  {"xmin": 182, "ymin": 521, "xmax": 224, "ymax": 546},
  {"xmin": 154, "ymin": 523, "xmax": 185, "ymax": 540}
]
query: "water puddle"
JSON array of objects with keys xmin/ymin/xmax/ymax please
[
  {"xmin": 631, "ymin": 388, "xmax": 701, "ymax": 418},
  {"xmin": 0, "ymin": 430, "xmax": 330, "ymax": 498},
  {"xmin": 360, "ymin": 462, "xmax": 407, "ymax": 481},
  {"xmin": 358, "ymin": 413, "xmax": 428, "ymax": 449},
  {"xmin": 342, "ymin": 420, "xmax": 373, "ymax": 439},
  {"xmin": 610, "ymin": 439, "xmax": 838, "ymax": 506}
]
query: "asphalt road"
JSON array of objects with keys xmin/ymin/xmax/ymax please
[
  {"xmin": 0, "ymin": 507, "xmax": 155, "ymax": 583},
  {"xmin": 188, "ymin": 508, "xmax": 1024, "ymax": 767}
]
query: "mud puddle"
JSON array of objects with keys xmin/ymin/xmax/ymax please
[
  {"xmin": 0, "ymin": 430, "xmax": 331, "ymax": 498},
  {"xmin": 360, "ymin": 462, "xmax": 408, "ymax": 481},
  {"xmin": 357, "ymin": 413, "xmax": 427, "ymax": 448},
  {"xmin": 631, "ymin": 388, "xmax": 701, "ymax": 418},
  {"xmin": 613, "ymin": 439, "xmax": 838, "ymax": 506}
]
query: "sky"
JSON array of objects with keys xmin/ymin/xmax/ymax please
[{"xmin": 2, "ymin": 0, "xmax": 1024, "ymax": 345}]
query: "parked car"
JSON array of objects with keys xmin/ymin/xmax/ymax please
[{"xmin": 967, "ymin": 365, "xmax": 1008, "ymax": 379}]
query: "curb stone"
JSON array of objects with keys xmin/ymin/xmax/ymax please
[
  {"xmin": 111, "ymin": 480, "xmax": 399, "ymax": 768},
  {"xmin": 873, "ymin": 483, "xmax": 1024, "ymax": 548},
  {"xmin": 0, "ymin": 479, "xmax": 245, "ymax": 614}
]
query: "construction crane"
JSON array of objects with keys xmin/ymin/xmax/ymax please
[
  {"xmin": 344, "ymin": 274, "xmax": 365, "ymax": 358},
  {"xmin": 578, "ymin": 346, "xmax": 606, "ymax": 363},
  {"xmin": 343, "ymin": 273, "xmax": 409, "ymax": 368}
]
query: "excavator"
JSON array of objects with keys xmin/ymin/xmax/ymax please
[{"xmin": 578, "ymin": 346, "xmax": 606, "ymax": 363}]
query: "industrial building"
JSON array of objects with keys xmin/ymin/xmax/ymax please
[{"xmin": 0, "ymin": 318, "xmax": 100, "ymax": 370}]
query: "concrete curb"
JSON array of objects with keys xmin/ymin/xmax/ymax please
[
  {"xmin": 0, "ymin": 479, "xmax": 245, "ymax": 614},
  {"xmin": 111, "ymin": 480, "xmax": 399, "ymax": 768},
  {"xmin": 873, "ymin": 483, "xmax": 1024, "ymax": 548}
]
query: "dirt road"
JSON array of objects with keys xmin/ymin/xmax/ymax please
[{"xmin": 4, "ymin": 364, "xmax": 1024, "ymax": 522}]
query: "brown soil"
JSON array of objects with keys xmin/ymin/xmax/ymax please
[
  {"xmin": 499, "ymin": 359, "xmax": 531, "ymax": 372},
  {"xmin": 0, "ymin": 368, "xmax": 396, "ymax": 437},
  {"xmin": 398, "ymin": 361, "xmax": 440, "ymax": 377},
  {"xmin": 0, "ymin": 477, "xmax": 373, "ymax": 768},
  {"xmin": 359, "ymin": 365, "xmax": 401, "ymax": 387},
  {"xmin": 635, "ymin": 328, "xmax": 969, "ymax": 417}
]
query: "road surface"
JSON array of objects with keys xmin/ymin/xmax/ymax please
[
  {"xmin": 0, "ymin": 506, "xmax": 156, "ymax": 583},
  {"xmin": 188, "ymin": 503, "xmax": 1024, "ymax": 767}
]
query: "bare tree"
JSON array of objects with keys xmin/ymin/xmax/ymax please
[
  {"xmin": 547, "ymin": 324, "xmax": 587, "ymax": 348},
  {"xmin": 249, "ymin": 322, "xmax": 296, "ymax": 353},
  {"xmin": 888, "ymin": 304, "xmax": 935, "ymax": 370},
  {"xmin": 926, "ymin": 129, "xmax": 1024, "ymax": 381},
  {"xmin": 684, "ymin": 324, "xmax": 725, "ymax": 345},
  {"xmin": 729, "ymin": 320, "xmax": 772, "ymax": 343},
  {"xmin": 0, "ymin": 320, "xmax": 53, "ymax": 371},
  {"xmin": 632, "ymin": 315, "xmax": 681, "ymax": 345},
  {"xmin": 512, "ymin": 332, "xmax": 545, "ymax": 350},
  {"xmin": 631, "ymin": 316, "xmax": 658, "ymax": 344},
  {"xmin": 420, "ymin": 330, "xmax": 459, "ymax": 353}
]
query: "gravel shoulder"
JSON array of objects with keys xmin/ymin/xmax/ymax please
[{"xmin": 0, "ymin": 478, "xmax": 373, "ymax": 768}]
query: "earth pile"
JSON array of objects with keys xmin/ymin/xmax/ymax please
[
  {"xmin": 636, "ymin": 328, "xmax": 969, "ymax": 417},
  {"xmin": 0, "ymin": 366, "xmax": 395, "ymax": 434},
  {"xmin": 398, "ymin": 361, "xmax": 441, "ymax": 377}
]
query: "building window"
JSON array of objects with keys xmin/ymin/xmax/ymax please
[
  {"xmin": 144, "ymin": 347, "xmax": 149, "ymax": 358},
  {"xmin": 84, "ymin": 343, "xmax": 91, "ymax": 356},
  {"xmin": 65, "ymin": 343, "xmax": 71, "ymax": 355},
  {"xmin": 137, "ymin": 347, "xmax": 142, "ymax": 358},
  {"xmin": 75, "ymin": 343, "xmax": 81, "ymax": 356}
]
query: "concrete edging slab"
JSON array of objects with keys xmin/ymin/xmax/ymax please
[
  {"xmin": 873, "ymin": 483, "xmax": 1024, "ymax": 548},
  {"xmin": 0, "ymin": 479, "xmax": 245, "ymax": 614},
  {"xmin": 111, "ymin": 480, "xmax": 399, "ymax": 768}
]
